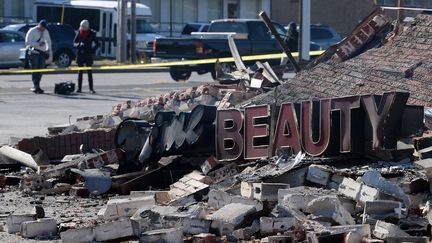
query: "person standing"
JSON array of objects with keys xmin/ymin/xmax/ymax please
[
  {"xmin": 25, "ymin": 19, "xmax": 51, "ymax": 94},
  {"xmin": 285, "ymin": 22, "xmax": 299, "ymax": 52},
  {"xmin": 74, "ymin": 20, "xmax": 100, "ymax": 93}
]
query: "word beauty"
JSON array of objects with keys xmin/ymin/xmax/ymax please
[{"xmin": 216, "ymin": 92, "xmax": 415, "ymax": 160}]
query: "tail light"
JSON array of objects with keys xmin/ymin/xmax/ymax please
[
  {"xmin": 153, "ymin": 39, "xmax": 157, "ymax": 56},
  {"xmin": 196, "ymin": 40, "xmax": 204, "ymax": 55}
]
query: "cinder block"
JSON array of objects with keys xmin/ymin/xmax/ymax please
[
  {"xmin": 210, "ymin": 203, "xmax": 257, "ymax": 235},
  {"xmin": 232, "ymin": 220, "xmax": 259, "ymax": 240},
  {"xmin": 330, "ymin": 224, "xmax": 371, "ymax": 239},
  {"xmin": 97, "ymin": 195, "xmax": 155, "ymax": 220},
  {"xmin": 207, "ymin": 189, "xmax": 263, "ymax": 211},
  {"xmin": 139, "ymin": 228, "xmax": 183, "ymax": 243},
  {"xmin": 360, "ymin": 171, "xmax": 410, "ymax": 206},
  {"xmin": 307, "ymin": 196, "xmax": 355, "ymax": 225},
  {"xmin": 338, "ymin": 177, "xmax": 380, "ymax": 204},
  {"xmin": 253, "ymin": 183, "xmax": 290, "ymax": 202},
  {"xmin": 306, "ymin": 164, "xmax": 333, "ymax": 186},
  {"xmin": 363, "ymin": 200, "xmax": 402, "ymax": 225},
  {"xmin": 386, "ymin": 236, "xmax": 428, "ymax": 243},
  {"xmin": 21, "ymin": 218, "xmax": 57, "ymax": 238},
  {"xmin": 193, "ymin": 233, "xmax": 216, "ymax": 243},
  {"xmin": 60, "ymin": 227, "xmax": 94, "ymax": 243},
  {"xmin": 373, "ymin": 220, "xmax": 410, "ymax": 240},
  {"xmin": 260, "ymin": 217, "xmax": 297, "ymax": 236},
  {"xmin": 338, "ymin": 177, "xmax": 361, "ymax": 201},
  {"xmin": 94, "ymin": 218, "xmax": 133, "ymax": 241},
  {"xmin": 241, "ymin": 181, "xmax": 254, "ymax": 199},
  {"xmin": 278, "ymin": 187, "xmax": 336, "ymax": 213},
  {"xmin": 6, "ymin": 208, "xmax": 38, "ymax": 233}
]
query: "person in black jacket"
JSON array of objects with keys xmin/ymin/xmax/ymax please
[
  {"xmin": 74, "ymin": 20, "xmax": 100, "ymax": 93},
  {"xmin": 284, "ymin": 22, "xmax": 299, "ymax": 52}
]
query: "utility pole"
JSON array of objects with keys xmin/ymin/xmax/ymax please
[
  {"xmin": 131, "ymin": 0, "xmax": 137, "ymax": 63},
  {"xmin": 117, "ymin": 0, "xmax": 127, "ymax": 63},
  {"xmin": 397, "ymin": 0, "xmax": 403, "ymax": 22},
  {"xmin": 299, "ymin": 0, "xmax": 310, "ymax": 61},
  {"xmin": 170, "ymin": 0, "xmax": 173, "ymax": 37}
]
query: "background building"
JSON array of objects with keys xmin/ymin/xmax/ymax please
[
  {"xmin": 1, "ymin": 0, "xmax": 431, "ymax": 34},
  {"xmin": 140, "ymin": 0, "xmax": 270, "ymax": 36}
]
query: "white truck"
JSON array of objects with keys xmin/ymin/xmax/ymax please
[{"xmin": 34, "ymin": 0, "xmax": 163, "ymax": 58}]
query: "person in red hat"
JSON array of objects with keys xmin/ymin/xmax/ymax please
[{"xmin": 73, "ymin": 19, "xmax": 100, "ymax": 93}]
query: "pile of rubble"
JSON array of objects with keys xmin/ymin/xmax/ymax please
[{"xmin": 1, "ymin": 10, "xmax": 432, "ymax": 243}]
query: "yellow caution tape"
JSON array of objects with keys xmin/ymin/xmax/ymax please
[{"xmin": 0, "ymin": 50, "xmax": 324, "ymax": 74}]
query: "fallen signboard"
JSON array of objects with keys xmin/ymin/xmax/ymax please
[{"xmin": 216, "ymin": 92, "xmax": 423, "ymax": 160}]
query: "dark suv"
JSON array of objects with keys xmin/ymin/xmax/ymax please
[{"xmin": 4, "ymin": 23, "xmax": 76, "ymax": 67}]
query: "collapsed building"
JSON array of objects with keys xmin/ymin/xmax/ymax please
[{"xmin": 1, "ymin": 9, "xmax": 432, "ymax": 243}]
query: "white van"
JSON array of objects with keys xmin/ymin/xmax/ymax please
[{"xmin": 34, "ymin": 0, "xmax": 163, "ymax": 58}]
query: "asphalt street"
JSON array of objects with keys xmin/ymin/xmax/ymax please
[{"xmin": 0, "ymin": 71, "xmax": 211, "ymax": 145}]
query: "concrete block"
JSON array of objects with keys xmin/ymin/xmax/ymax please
[
  {"xmin": 130, "ymin": 190, "xmax": 171, "ymax": 204},
  {"xmin": 131, "ymin": 204, "xmax": 209, "ymax": 237},
  {"xmin": 338, "ymin": 177, "xmax": 380, "ymax": 204},
  {"xmin": 330, "ymin": 224, "xmax": 371, "ymax": 239},
  {"xmin": 20, "ymin": 218, "xmax": 57, "ymax": 238},
  {"xmin": 232, "ymin": 219, "xmax": 259, "ymax": 240},
  {"xmin": 386, "ymin": 236, "xmax": 428, "ymax": 243},
  {"xmin": 97, "ymin": 195, "xmax": 155, "ymax": 220},
  {"xmin": 373, "ymin": 220, "xmax": 410, "ymax": 239},
  {"xmin": 307, "ymin": 196, "xmax": 355, "ymax": 225},
  {"xmin": 266, "ymin": 235, "xmax": 293, "ymax": 243},
  {"xmin": 210, "ymin": 203, "xmax": 257, "ymax": 235},
  {"xmin": 253, "ymin": 183, "xmax": 290, "ymax": 202},
  {"xmin": 207, "ymin": 189, "xmax": 263, "ymax": 211},
  {"xmin": 360, "ymin": 171, "xmax": 411, "ymax": 206},
  {"xmin": 60, "ymin": 227, "xmax": 94, "ymax": 243},
  {"xmin": 363, "ymin": 200, "xmax": 402, "ymax": 225},
  {"xmin": 6, "ymin": 208, "xmax": 38, "ymax": 233},
  {"xmin": 358, "ymin": 184, "xmax": 381, "ymax": 204},
  {"xmin": 306, "ymin": 164, "xmax": 332, "ymax": 186},
  {"xmin": 307, "ymin": 232, "xmax": 346, "ymax": 243},
  {"xmin": 94, "ymin": 217, "xmax": 133, "ymax": 241},
  {"xmin": 241, "ymin": 181, "xmax": 254, "ymax": 199},
  {"xmin": 338, "ymin": 177, "xmax": 361, "ymax": 201},
  {"xmin": 193, "ymin": 233, "xmax": 216, "ymax": 243},
  {"xmin": 279, "ymin": 187, "xmax": 337, "ymax": 212},
  {"xmin": 260, "ymin": 217, "xmax": 297, "ymax": 236},
  {"xmin": 139, "ymin": 228, "xmax": 183, "ymax": 243},
  {"xmin": 268, "ymin": 167, "xmax": 307, "ymax": 187}
]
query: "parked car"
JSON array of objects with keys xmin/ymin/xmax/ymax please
[
  {"xmin": 0, "ymin": 30, "xmax": 26, "ymax": 68},
  {"xmin": 153, "ymin": 19, "xmax": 291, "ymax": 81},
  {"xmin": 181, "ymin": 22, "xmax": 210, "ymax": 36},
  {"xmin": 310, "ymin": 24, "xmax": 342, "ymax": 49},
  {"xmin": 4, "ymin": 23, "xmax": 76, "ymax": 67},
  {"xmin": 285, "ymin": 24, "xmax": 342, "ymax": 50}
]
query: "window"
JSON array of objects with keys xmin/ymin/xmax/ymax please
[
  {"xmin": 248, "ymin": 21, "xmax": 271, "ymax": 40},
  {"xmin": 11, "ymin": 0, "xmax": 25, "ymax": 17},
  {"xmin": 181, "ymin": 24, "xmax": 201, "ymax": 35},
  {"xmin": 37, "ymin": 6, "xmax": 100, "ymax": 31},
  {"xmin": 208, "ymin": 0, "xmax": 223, "ymax": 20},
  {"xmin": 209, "ymin": 22, "xmax": 248, "ymax": 33},
  {"xmin": 201, "ymin": 25, "xmax": 209, "ymax": 32},
  {"xmin": 244, "ymin": 0, "xmax": 260, "ymax": 19},
  {"xmin": 0, "ymin": 32, "xmax": 24, "ymax": 43},
  {"xmin": 404, "ymin": 0, "xmax": 422, "ymax": 6},
  {"xmin": 375, "ymin": 0, "xmax": 397, "ymax": 6},
  {"xmin": 0, "ymin": 1, "xmax": 4, "ymax": 18},
  {"xmin": 128, "ymin": 19, "xmax": 156, "ymax": 34},
  {"xmin": 139, "ymin": 0, "xmax": 161, "ymax": 28},
  {"xmin": 173, "ymin": 0, "xmax": 198, "ymax": 32},
  {"xmin": 311, "ymin": 28, "xmax": 334, "ymax": 40}
]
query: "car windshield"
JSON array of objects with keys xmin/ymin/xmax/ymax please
[{"xmin": 136, "ymin": 19, "xmax": 155, "ymax": 34}]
